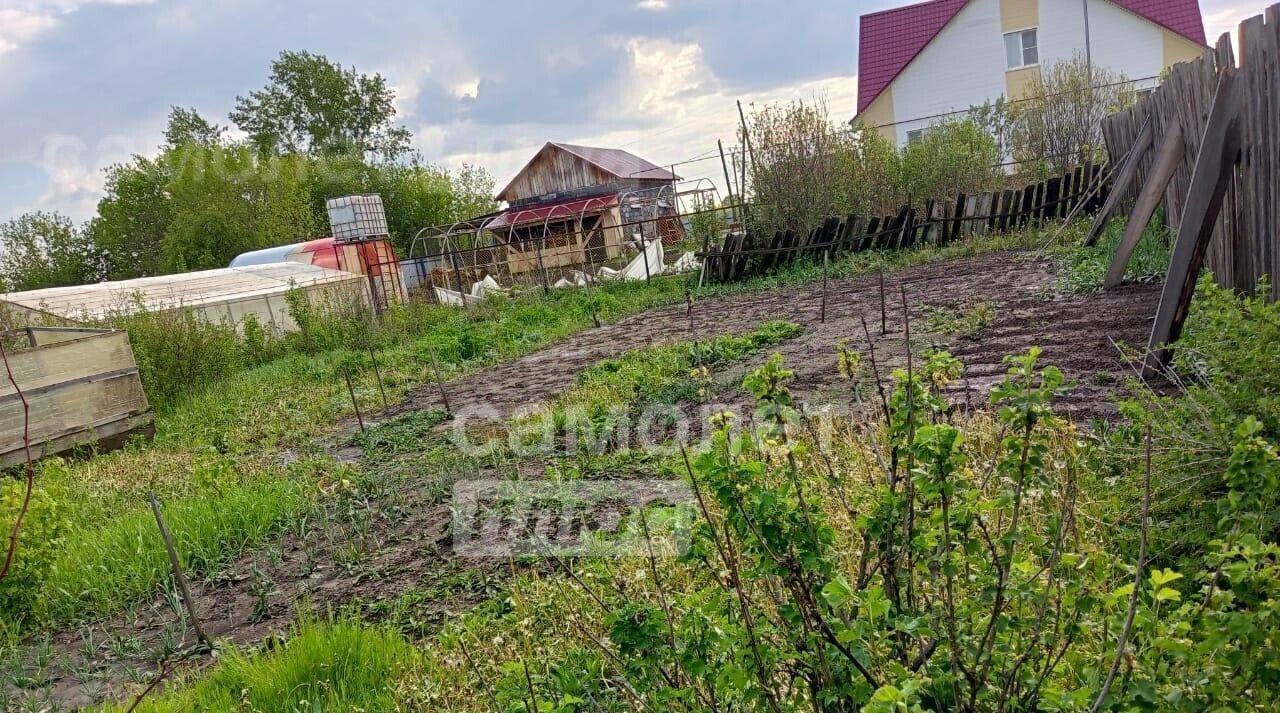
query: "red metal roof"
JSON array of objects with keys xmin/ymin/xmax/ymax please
[
  {"xmin": 484, "ymin": 194, "xmax": 620, "ymax": 232},
  {"xmin": 856, "ymin": 0, "xmax": 1207, "ymax": 115}
]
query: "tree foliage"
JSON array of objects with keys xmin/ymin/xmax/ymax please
[
  {"xmin": 745, "ymin": 98, "xmax": 900, "ymax": 235},
  {"xmin": 230, "ymin": 50, "xmax": 411, "ymax": 160},
  {"xmin": 1009, "ymin": 55, "xmax": 1138, "ymax": 175},
  {"xmin": 0, "ymin": 212, "xmax": 101, "ymax": 290},
  {"xmin": 744, "ymin": 99, "xmax": 1000, "ymax": 235},
  {"xmin": 896, "ymin": 119, "xmax": 1002, "ymax": 205},
  {"xmin": 3, "ymin": 50, "xmax": 497, "ymax": 288}
]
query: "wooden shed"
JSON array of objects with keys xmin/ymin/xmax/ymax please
[
  {"xmin": 0, "ymin": 327, "xmax": 153, "ymax": 467},
  {"xmin": 485, "ymin": 143, "xmax": 683, "ymax": 275}
]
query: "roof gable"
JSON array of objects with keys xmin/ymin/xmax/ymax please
[
  {"xmin": 856, "ymin": 0, "xmax": 1207, "ymax": 115},
  {"xmin": 495, "ymin": 142, "xmax": 676, "ymax": 202}
]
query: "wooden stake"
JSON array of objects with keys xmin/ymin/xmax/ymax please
[
  {"xmin": 149, "ymin": 492, "xmax": 212, "ymax": 650},
  {"xmin": 1083, "ymin": 116, "xmax": 1154, "ymax": 246},
  {"xmin": 426, "ymin": 344, "xmax": 452, "ymax": 417},
  {"xmin": 879, "ymin": 270, "xmax": 888, "ymax": 335},
  {"xmin": 1105, "ymin": 124, "xmax": 1184, "ymax": 288},
  {"xmin": 717, "ymin": 139, "xmax": 737, "ymax": 226},
  {"xmin": 343, "ymin": 368, "xmax": 365, "ymax": 432},
  {"xmin": 367, "ymin": 341, "xmax": 389, "ymax": 411},
  {"xmin": 820, "ymin": 251, "xmax": 829, "ymax": 324}
]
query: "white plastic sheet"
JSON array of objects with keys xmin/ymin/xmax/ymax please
[
  {"xmin": 670, "ymin": 251, "xmax": 701, "ymax": 274},
  {"xmin": 600, "ymin": 239, "xmax": 665, "ymax": 282}
]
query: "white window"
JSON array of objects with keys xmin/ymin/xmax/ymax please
[
  {"xmin": 1004, "ymin": 28, "xmax": 1038, "ymax": 69},
  {"xmin": 906, "ymin": 128, "xmax": 927, "ymax": 145}
]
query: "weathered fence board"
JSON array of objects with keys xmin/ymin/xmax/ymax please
[
  {"xmin": 701, "ymin": 164, "xmax": 1108, "ymax": 282},
  {"xmin": 1102, "ymin": 5, "xmax": 1280, "ymax": 301}
]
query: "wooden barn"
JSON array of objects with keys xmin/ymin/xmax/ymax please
[{"xmin": 483, "ymin": 143, "xmax": 683, "ymax": 275}]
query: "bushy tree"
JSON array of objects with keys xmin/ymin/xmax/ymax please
[
  {"xmin": 0, "ymin": 212, "xmax": 101, "ymax": 291},
  {"xmin": 88, "ymin": 155, "xmax": 173, "ymax": 279},
  {"xmin": 745, "ymin": 97, "xmax": 899, "ymax": 235},
  {"xmin": 896, "ymin": 118, "xmax": 1002, "ymax": 205},
  {"xmin": 87, "ymin": 87, "xmax": 492, "ymax": 279},
  {"xmin": 230, "ymin": 50, "xmax": 410, "ymax": 160},
  {"xmin": 162, "ymin": 106, "xmax": 226, "ymax": 149},
  {"xmin": 1010, "ymin": 55, "xmax": 1137, "ymax": 175}
]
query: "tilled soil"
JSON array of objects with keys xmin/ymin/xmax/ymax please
[
  {"xmin": 14, "ymin": 250, "xmax": 1162, "ymax": 710},
  {"xmin": 382, "ymin": 249, "xmax": 1159, "ymax": 424}
]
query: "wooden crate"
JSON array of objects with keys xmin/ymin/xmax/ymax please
[{"xmin": 0, "ymin": 327, "xmax": 153, "ymax": 467}]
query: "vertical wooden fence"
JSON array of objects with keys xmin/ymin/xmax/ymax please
[
  {"xmin": 701, "ymin": 164, "xmax": 1106, "ymax": 283},
  {"xmin": 1102, "ymin": 4, "xmax": 1280, "ymax": 301}
]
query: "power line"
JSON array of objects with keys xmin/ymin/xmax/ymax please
[{"xmin": 854, "ymin": 73, "xmax": 1160, "ymax": 131}]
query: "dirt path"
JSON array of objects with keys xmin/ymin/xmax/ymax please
[{"xmin": 13, "ymin": 250, "xmax": 1161, "ymax": 710}]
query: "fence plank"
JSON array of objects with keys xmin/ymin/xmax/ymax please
[
  {"xmin": 1106, "ymin": 123, "xmax": 1185, "ymax": 288},
  {"xmin": 1146, "ymin": 69, "xmax": 1244, "ymax": 375}
]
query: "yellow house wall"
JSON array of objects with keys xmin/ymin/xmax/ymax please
[
  {"xmin": 856, "ymin": 89, "xmax": 896, "ymax": 144},
  {"xmin": 1000, "ymin": 0, "xmax": 1038, "ymax": 32},
  {"xmin": 1163, "ymin": 29, "xmax": 1207, "ymax": 68}
]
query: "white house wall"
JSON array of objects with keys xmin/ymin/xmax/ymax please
[
  {"xmin": 888, "ymin": 0, "xmax": 1006, "ymax": 147},
  {"xmin": 1039, "ymin": 0, "xmax": 1164, "ymax": 90},
  {"xmin": 880, "ymin": 0, "xmax": 1184, "ymax": 146}
]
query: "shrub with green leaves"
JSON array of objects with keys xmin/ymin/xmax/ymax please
[{"xmin": 0, "ymin": 465, "xmax": 67, "ymax": 623}]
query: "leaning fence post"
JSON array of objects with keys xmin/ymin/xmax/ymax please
[
  {"xmin": 343, "ymin": 368, "xmax": 365, "ymax": 432},
  {"xmin": 820, "ymin": 250, "xmax": 829, "ymax": 324},
  {"xmin": 426, "ymin": 344, "xmax": 452, "ymax": 417},
  {"xmin": 149, "ymin": 492, "xmax": 213, "ymax": 650},
  {"xmin": 367, "ymin": 340, "xmax": 389, "ymax": 411}
]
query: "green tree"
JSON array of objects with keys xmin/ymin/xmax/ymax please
[
  {"xmin": 88, "ymin": 155, "xmax": 173, "ymax": 279},
  {"xmin": 896, "ymin": 119, "xmax": 1002, "ymax": 206},
  {"xmin": 1010, "ymin": 54, "xmax": 1137, "ymax": 176},
  {"xmin": 230, "ymin": 50, "xmax": 411, "ymax": 160},
  {"xmin": 746, "ymin": 97, "xmax": 899, "ymax": 235},
  {"xmin": 0, "ymin": 212, "xmax": 101, "ymax": 291},
  {"xmin": 163, "ymin": 106, "xmax": 226, "ymax": 149}
]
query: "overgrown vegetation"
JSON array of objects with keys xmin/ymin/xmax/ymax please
[
  {"xmin": 2, "ymin": 211, "xmax": 1275, "ymax": 711},
  {"xmin": 1049, "ymin": 212, "xmax": 1171, "ymax": 295},
  {"xmin": 115, "ymin": 277, "xmax": 1280, "ymax": 712},
  {"xmin": 922, "ymin": 299, "xmax": 997, "ymax": 338}
]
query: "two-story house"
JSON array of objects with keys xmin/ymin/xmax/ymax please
[{"xmin": 854, "ymin": 0, "xmax": 1207, "ymax": 146}]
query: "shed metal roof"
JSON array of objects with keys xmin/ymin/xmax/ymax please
[
  {"xmin": 0, "ymin": 263, "xmax": 364, "ymax": 321},
  {"xmin": 495, "ymin": 142, "xmax": 677, "ymax": 202}
]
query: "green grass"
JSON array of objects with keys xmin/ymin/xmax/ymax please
[
  {"xmin": 1047, "ymin": 212, "xmax": 1172, "ymax": 295},
  {"xmin": 922, "ymin": 299, "xmax": 997, "ymax": 339},
  {"xmin": 32, "ymin": 461, "xmax": 322, "ymax": 627},
  {"xmin": 3, "ymin": 224, "xmax": 1050, "ymax": 635},
  {"xmin": 108, "ymin": 618, "xmax": 419, "ymax": 713}
]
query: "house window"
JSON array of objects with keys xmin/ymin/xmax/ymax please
[
  {"xmin": 1004, "ymin": 28, "xmax": 1038, "ymax": 69},
  {"xmin": 906, "ymin": 128, "xmax": 927, "ymax": 145}
]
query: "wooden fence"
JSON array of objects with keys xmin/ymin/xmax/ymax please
[
  {"xmin": 0, "ymin": 327, "xmax": 153, "ymax": 467},
  {"xmin": 1101, "ymin": 4, "xmax": 1280, "ymax": 301},
  {"xmin": 702, "ymin": 164, "xmax": 1107, "ymax": 283}
]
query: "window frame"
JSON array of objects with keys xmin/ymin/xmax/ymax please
[{"xmin": 1003, "ymin": 27, "xmax": 1039, "ymax": 71}]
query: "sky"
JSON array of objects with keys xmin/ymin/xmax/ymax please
[{"xmin": 0, "ymin": 0, "xmax": 1262, "ymax": 225}]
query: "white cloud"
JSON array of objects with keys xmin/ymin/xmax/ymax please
[
  {"xmin": 31, "ymin": 120, "xmax": 160, "ymax": 220},
  {"xmin": 636, "ymin": 0, "xmax": 668, "ymax": 10},
  {"xmin": 1203, "ymin": 3, "xmax": 1260, "ymax": 55},
  {"xmin": 0, "ymin": 9, "xmax": 58, "ymax": 57},
  {"xmin": 431, "ymin": 37, "xmax": 856, "ymax": 206},
  {"xmin": 0, "ymin": 0, "xmax": 155, "ymax": 59}
]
